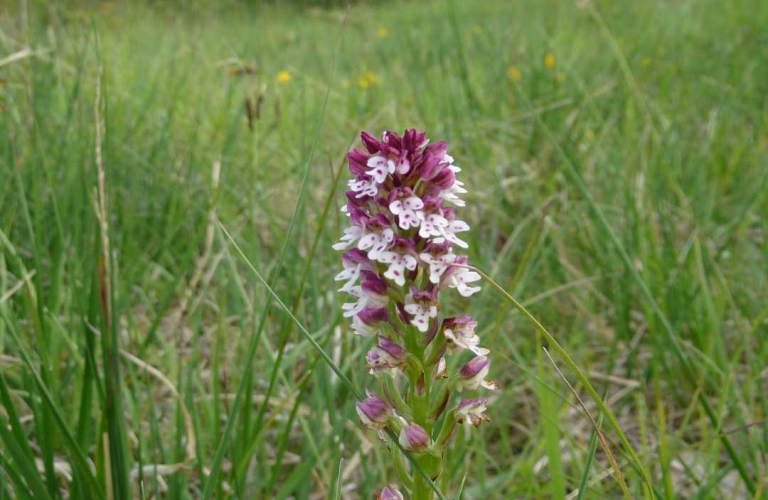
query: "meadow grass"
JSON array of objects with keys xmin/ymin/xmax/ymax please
[{"xmin": 1, "ymin": 0, "xmax": 767, "ymax": 498}]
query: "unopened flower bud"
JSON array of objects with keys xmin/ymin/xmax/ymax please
[
  {"xmin": 457, "ymin": 356, "xmax": 497, "ymax": 391},
  {"xmin": 356, "ymin": 391, "xmax": 389, "ymax": 430},
  {"xmin": 378, "ymin": 485, "xmax": 404, "ymax": 500},
  {"xmin": 399, "ymin": 422, "xmax": 430, "ymax": 453}
]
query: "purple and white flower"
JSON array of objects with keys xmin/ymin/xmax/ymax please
[
  {"xmin": 356, "ymin": 390, "xmax": 390, "ymax": 430},
  {"xmin": 440, "ymin": 256, "xmax": 481, "ymax": 297},
  {"xmin": 456, "ymin": 356, "xmax": 498, "ymax": 392},
  {"xmin": 456, "ymin": 398, "xmax": 490, "ymax": 428},
  {"xmin": 404, "ymin": 287, "xmax": 438, "ymax": 333},
  {"xmin": 366, "ymin": 336, "xmax": 407, "ymax": 375},
  {"xmin": 341, "ymin": 272, "xmax": 388, "ymax": 318},
  {"xmin": 389, "ymin": 188, "xmax": 424, "ymax": 230},
  {"xmin": 351, "ymin": 307, "xmax": 389, "ymax": 337},
  {"xmin": 366, "ymin": 154, "xmax": 397, "ymax": 183},
  {"xmin": 419, "ymin": 242, "xmax": 457, "ymax": 284},
  {"xmin": 442, "ymin": 316, "xmax": 489, "ymax": 356},
  {"xmin": 358, "ymin": 214, "xmax": 395, "ymax": 260},
  {"xmin": 335, "ymin": 129, "xmax": 496, "ymax": 494},
  {"xmin": 379, "ymin": 237, "xmax": 418, "ymax": 286}
]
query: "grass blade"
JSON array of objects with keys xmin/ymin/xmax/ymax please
[
  {"xmin": 0, "ymin": 374, "xmax": 52, "ymax": 500},
  {"xmin": 475, "ymin": 267, "xmax": 653, "ymax": 497},
  {"xmin": 511, "ymin": 78, "xmax": 757, "ymax": 495}
]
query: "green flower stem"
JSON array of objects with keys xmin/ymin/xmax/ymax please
[
  {"xmin": 412, "ymin": 471, "xmax": 432, "ymax": 500},
  {"xmin": 411, "ymin": 455, "xmax": 441, "ymax": 500},
  {"xmin": 393, "ymin": 446, "xmax": 413, "ymax": 490},
  {"xmin": 410, "ymin": 321, "xmax": 441, "ymax": 500}
]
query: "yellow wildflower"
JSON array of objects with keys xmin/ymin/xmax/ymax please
[
  {"xmin": 507, "ymin": 66, "xmax": 522, "ymax": 81},
  {"xmin": 368, "ymin": 72, "xmax": 382, "ymax": 85},
  {"xmin": 358, "ymin": 71, "xmax": 382, "ymax": 89},
  {"xmin": 276, "ymin": 70, "xmax": 292, "ymax": 85},
  {"xmin": 377, "ymin": 26, "xmax": 388, "ymax": 38},
  {"xmin": 473, "ymin": 25, "xmax": 483, "ymax": 35},
  {"xmin": 641, "ymin": 57, "xmax": 651, "ymax": 66},
  {"xmin": 544, "ymin": 52, "xmax": 555, "ymax": 69}
]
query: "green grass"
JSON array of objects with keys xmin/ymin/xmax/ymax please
[{"xmin": 1, "ymin": 0, "xmax": 767, "ymax": 498}]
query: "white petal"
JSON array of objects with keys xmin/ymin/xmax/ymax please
[
  {"xmin": 396, "ymin": 157, "xmax": 410, "ymax": 174},
  {"xmin": 351, "ymin": 316, "xmax": 379, "ymax": 337},
  {"xmin": 403, "ymin": 255, "xmax": 418, "ymax": 270},
  {"xmin": 369, "ymin": 166, "xmax": 389, "ymax": 183},
  {"xmin": 389, "ymin": 200, "xmax": 404, "ymax": 215},
  {"xmin": 403, "ymin": 196, "xmax": 424, "ymax": 210},
  {"xmin": 457, "ymin": 283, "xmax": 481, "ymax": 297},
  {"xmin": 367, "ymin": 155, "xmax": 387, "ymax": 169},
  {"xmin": 334, "ymin": 265, "xmax": 360, "ymax": 281},
  {"xmin": 448, "ymin": 220, "xmax": 470, "ymax": 233},
  {"xmin": 377, "ymin": 251, "xmax": 398, "ymax": 263},
  {"xmin": 358, "ymin": 233, "xmax": 379, "ymax": 250},
  {"xmin": 471, "ymin": 346, "xmax": 491, "ymax": 356},
  {"xmin": 403, "ymin": 304, "xmax": 420, "ymax": 315},
  {"xmin": 384, "ymin": 263, "xmax": 406, "ymax": 286},
  {"xmin": 411, "ymin": 315, "xmax": 429, "ymax": 332}
]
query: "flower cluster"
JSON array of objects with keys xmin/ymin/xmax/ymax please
[{"xmin": 334, "ymin": 129, "xmax": 495, "ymax": 498}]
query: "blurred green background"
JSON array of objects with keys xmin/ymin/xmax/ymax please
[{"xmin": 1, "ymin": 0, "xmax": 766, "ymax": 498}]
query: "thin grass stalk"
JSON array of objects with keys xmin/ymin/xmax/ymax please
[
  {"xmin": 511, "ymin": 79, "xmax": 757, "ymax": 496},
  {"xmin": 474, "ymin": 267, "xmax": 653, "ymax": 497}
]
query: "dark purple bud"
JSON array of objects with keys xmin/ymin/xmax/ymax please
[
  {"xmin": 414, "ymin": 152, "xmax": 442, "ymax": 180},
  {"xmin": 361, "ymin": 272, "xmax": 388, "ymax": 296},
  {"xmin": 431, "ymin": 167, "xmax": 456, "ymax": 190},
  {"xmin": 377, "ymin": 335, "xmax": 406, "ymax": 359},
  {"xmin": 403, "ymin": 128, "xmax": 427, "ymax": 152},
  {"xmin": 342, "ymin": 248, "xmax": 373, "ymax": 268},
  {"xmin": 347, "ymin": 148, "xmax": 370, "ymax": 176},
  {"xmin": 357, "ymin": 306, "xmax": 389, "ymax": 325},
  {"xmin": 382, "ymin": 130, "xmax": 402, "ymax": 150},
  {"xmin": 424, "ymin": 140, "xmax": 448, "ymax": 158},
  {"xmin": 361, "ymin": 131, "xmax": 381, "ymax": 153}
]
